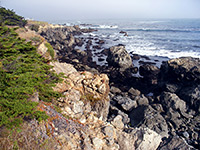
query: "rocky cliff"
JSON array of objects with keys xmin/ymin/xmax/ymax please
[
  {"xmin": 39, "ymin": 23, "xmax": 199, "ymax": 150},
  {"xmin": 0, "ymin": 20, "xmax": 199, "ymax": 150}
]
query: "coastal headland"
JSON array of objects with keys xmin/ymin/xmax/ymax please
[{"xmin": 0, "ymin": 8, "xmax": 199, "ymax": 150}]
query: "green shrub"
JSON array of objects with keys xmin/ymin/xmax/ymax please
[
  {"xmin": 0, "ymin": 7, "xmax": 27, "ymax": 27},
  {"xmin": 45, "ymin": 42, "xmax": 55, "ymax": 59},
  {"xmin": 0, "ymin": 26, "xmax": 62, "ymax": 128},
  {"xmin": 29, "ymin": 24, "xmax": 39, "ymax": 32}
]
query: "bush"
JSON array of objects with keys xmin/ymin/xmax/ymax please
[
  {"xmin": 0, "ymin": 7, "xmax": 27, "ymax": 27},
  {"xmin": 0, "ymin": 26, "xmax": 62, "ymax": 128},
  {"xmin": 29, "ymin": 24, "xmax": 39, "ymax": 32},
  {"xmin": 45, "ymin": 42, "xmax": 55, "ymax": 59}
]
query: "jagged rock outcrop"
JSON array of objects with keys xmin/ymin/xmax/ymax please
[
  {"xmin": 40, "ymin": 27, "xmax": 77, "ymax": 52},
  {"xmin": 160, "ymin": 57, "xmax": 200, "ymax": 82},
  {"xmin": 160, "ymin": 92, "xmax": 187, "ymax": 113},
  {"xmin": 50, "ymin": 61, "xmax": 110, "ymax": 121},
  {"xmin": 47, "ymin": 61, "xmax": 164, "ymax": 150},
  {"xmin": 158, "ymin": 136, "xmax": 195, "ymax": 150},
  {"xmin": 107, "ymin": 45, "xmax": 133, "ymax": 71},
  {"xmin": 129, "ymin": 105, "xmax": 169, "ymax": 138},
  {"xmin": 156, "ymin": 57, "xmax": 200, "ymax": 149},
  {"xmin": 159, "ymin": 57, "xmax": 200, "ymax": 104}
]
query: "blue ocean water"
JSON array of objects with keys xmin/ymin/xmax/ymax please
[{"xmin": 65, "ymin": 19, "xmax": 200, "ymax": 59}]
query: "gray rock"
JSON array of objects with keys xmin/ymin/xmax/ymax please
[
  {"xmin": 134, "ymin": 95, "xmax": 149, "ymax": 106},
  {"xmin": 161, "ymin": 57, "xmax": 200, "ymax": 82},
  {"xmin": 129, "ymin": 105, "xmax": 169, "ymax": 138},
  {"xmin": 131, "ymin": 127, "xmax": 162, "ymax": 150},
  {"xmin": 110, "ymin": 86, "xmax": 122, "ymax": 94},
  {"xmin": 178, "ymin": 85, "xmax": 200, "ymax": 112},
  {"xmin": 182, "ymin": 131, "xmax": 190, "ymax": 139},
  {"xmin": 128, "ymin": 88, "xmax": 141, "ymax": 96},
  {"xmin": 166, "ymin": 108, "xmax": 183, "ymax": 130},
  {"xmin": 139, "ymin": 64, "xmax": 160, "ymax": 76},
  {"xmin": 91, "ymin": 97, "xmax": 110, "ymax": 121},
  {"xmin": 152, "ymin": 104, "xmax": 164, "ymax": 113},
  {"xmin": 160, "ymin": 92, "xmax": 187, "ymax": 113},
  {"xmin": 139, "ymin": 64, "xmax": 160, "ymax": 84},
  {"xmin": 111, "ymin": 115, "xmax": 124, "ymax": 129},
  {"xmin": 113, "ymin": 96, "xmax": 137, "ymax": 111},
  {"xmin": 107, "ymin": 46, "xmax": 133, "ymax": 71},
  {"xmin": 109, "ymin": 105, "xmax": 130, "ymax": 124},
  {"xmin": 158, "ymin": 136, "xmax": 195, "ymax": 150},
  {"xmin": 102, "ymin": 126, "xmax": 115, "ymax": 146}
]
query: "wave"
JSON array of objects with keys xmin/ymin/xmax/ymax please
[
  {"xmin": 79, "ymin": 24, "xmax": 118, "ymax": 29},
  {"xmin": 137, "ymin": 20, "xmax": 168, "ymax": 24},
  {"xmin": 126, "ymin": 45, "xmax": 200, "ymax": 59},
  {"xmin": 94, "ymin": 25, "xmax": 118, "ymax": 29},
  {"xmin": 124, "ymin": 28, "xmax": 200, "ymax": 33}
]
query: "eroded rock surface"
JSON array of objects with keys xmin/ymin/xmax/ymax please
[{"xmin": 107, "ymin": 45, "xmax": 133, "ymax": 71}]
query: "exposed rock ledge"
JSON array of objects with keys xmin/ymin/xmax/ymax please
[{"xmin": 47, "ymin": 61, "xmax": 162, "ymax": 150}]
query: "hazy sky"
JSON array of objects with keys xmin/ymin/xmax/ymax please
[{"xmin": 1, "ymin": 0, "xmax": 200, "ymax": 21}]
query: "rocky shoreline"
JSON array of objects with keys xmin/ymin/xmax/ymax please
[{"xmin": 17, "ymin": 22, "xmax": 199, "ymax": 149}]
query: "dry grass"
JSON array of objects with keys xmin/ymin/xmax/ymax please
[
  {"xmin": 27, "ymin": 20, "xmax": 49, "ymax": 27},
  {"xmin": 0, "ymin": 122, "xmax": 57, "ymax": 150},
  {"xmin": 27, "ymin": 20, "xmax": 48, "ymax": 26},
  {"xmin": 15, "ymin": 27, "xmax": 44, "ymax": 46}
]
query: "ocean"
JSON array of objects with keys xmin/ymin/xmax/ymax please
[{"xmin": 54, "ymin": 19, "xmax": 200, "ymax": 66}]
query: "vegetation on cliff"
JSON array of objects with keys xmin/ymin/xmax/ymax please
[
  {"xmin": 0, "ymin": 7, "xmax": 27, "ymax": 27},
  {"xmin": 0, "ymin": 18, "xmax": 63, "ymax": 128}
]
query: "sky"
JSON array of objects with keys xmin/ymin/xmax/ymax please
[{"xmin": 1, "ymin": 0, "xmax": 200, "ymax": 21}]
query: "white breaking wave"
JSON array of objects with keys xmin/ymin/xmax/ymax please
[
  {"xmin": 74, "ymin": 19, "xmax": 200, "ymax": 60},
  {"xmin": 97, "ymin": 25, "xmax": 118, "ymax": 29},
  {"xmin": 126, "ymin": 45, "xmax": 200, "ymax": 59}
]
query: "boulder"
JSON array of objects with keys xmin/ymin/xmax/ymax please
[
  {"xmin": 119, "ymin": 31, "xmax": 128, "ymax": 36},
  {"xmin": 139, "ymin": 64, "xmax": 160, "ymax": 84},
  {"xmin": 40, "ymin": 27, "xmax": 77, "ymax": 52},
  {"xmin": 160, "ymin": 92, "xmax": 187, "ymax": 113},
  {"xmin": 92, "ymin": 137, "xmax": 104, "ymax": 150},
  {"xmin": 160, "ymin": 57, "xmax": 200, "ymax": 82},
  {"xmin": 110, "ymin": 86, "xmax": 122, "ymax": 94},
  {"xmin": 109, "ymin": 105, "xmax": 130, "ymax": 124},
  {"xmin": 178, "ymin": 85, "xmax": 200, "ymax": 112},
  {"xmin": 164, "ymin": 83, "xmax": 180, "ymax": 93},
  {"xmin": 133, "ymin": 95, "xmax": 149, "ymax": 106},
  {"xmin": 131, "ymin": 127, "xmax": 162, "ymax": 150},
  {"xmin": 50, "ymin": 61, "xmax": 77, "ymax": 75},
  {"xmin": 111, "ymin": 115, "xmax": 124, "ymax": 129},
  {"xmin": 107, "ymin": 46, "xmax": 133, "ymax": 71},
  {"xmin": 158, "ymin": 136, "xmax": 194, "ymax": 150},
  {"xmin": 113, "ymin": 96, "xmax": 137, "ymax": 112},
  {"xmin": 129, "ymin": 105, "xmax": 169, "ymax": 138},
  {"xmin": 128, "ymin": 88, "xmax": 141, "ymax": 97},
  {"xmin": 37, "ymin": 42, "xmax": 56, "ymax": 60}
]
